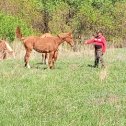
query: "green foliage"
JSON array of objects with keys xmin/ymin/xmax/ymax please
[
  {"xmin": 112, "ymin": 2, "xmax": 126, "ymax": 36},
  {"xmin": 48, "ymin": 2, "xmax": 71, "ymax": 34},
  {"xmin": 0, "ymin": 0, "xmax": 126, "ymax": 44},
  {"xmin": 0, "ymin": 12, "xmax": 34, "ymax": 42}
]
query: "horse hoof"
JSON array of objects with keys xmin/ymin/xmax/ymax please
[
  {"xmin": 49, "ymin": 66, "xmax": 53, "ymax": 69},
  {"xmin": 27, "ymin": 65, "xmax": 31, "ymax": 69},
  {"xmin": 25, "ymin": 64, "xmax": 31, "ymax": 69}
]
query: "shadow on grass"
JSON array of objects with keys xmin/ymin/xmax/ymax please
[
  {"xmin": 31, "ymin": 62, "xmax": 63, "ymax": 70},
  {"xmin": 31, "ymin": 65, "xmax": 47, "ymax": 70},
  {"xmin": 87, "ymin": 64, "xmax": 95, "ymax": 68},
  {"xmin": 36, "ymin": 62, "xmax": 45, "ymax": 65}
]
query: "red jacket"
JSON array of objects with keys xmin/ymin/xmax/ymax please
[{"xmin": 86, "ymin": 36, "xmax": 106, "ymax": 53}]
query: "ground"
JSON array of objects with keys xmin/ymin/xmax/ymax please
[{"xmin": 0, "ymin": 48, "xmax": 126, "ymax": 126}]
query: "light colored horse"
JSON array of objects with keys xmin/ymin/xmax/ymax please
[{"xmin": 0, "ymin": 40, "xmax": 15, "ymax": 60}]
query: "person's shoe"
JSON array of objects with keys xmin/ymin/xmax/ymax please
[
  {"xmin": 101, "ymin": 65, "xmax": 105, "ymax": 69},
  {"xmin": 88, "ymin": 64, "xmax": 98, "ymax": 68}
]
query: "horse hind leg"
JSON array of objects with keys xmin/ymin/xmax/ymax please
[
  {"xmin": 45, "ymin": 53, "xmax": 48, "ymax": 65},
  {"xmin": 42, "ymin": 53, "xmax": 48, "ymax": 65},
  {"xmin": 24, "ymin": 50, "xmax": 31, "ymax": 68}
]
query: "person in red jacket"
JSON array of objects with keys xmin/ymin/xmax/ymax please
[{"xmin": 84, "ymin": 31, "xmax": 106, "ymax": 68}]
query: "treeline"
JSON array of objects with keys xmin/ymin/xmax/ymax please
[{"xmin": 0, "ymin": 0, "xmax": 126, "ymax": 46}]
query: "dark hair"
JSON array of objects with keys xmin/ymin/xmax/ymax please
[
  {"xmin": 93, "ymin": 34, "xmax": 99, "ymax": 38},
  {"xmin": 97, "ymin": 30, "xmax": 103, "ymax": 35}
]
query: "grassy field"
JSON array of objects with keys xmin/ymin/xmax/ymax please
[{"xmin": 0, "ymin": 48, "xmax": 126, "ymax": 126}]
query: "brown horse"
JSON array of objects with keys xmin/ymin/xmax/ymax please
[
  {"xmin": 16, "ymin": 27, "xmax": 74, "ymax": 69},
  {"xmin": 0, "ymin": 40, "xmax": 15, "ymax": 60},
  {"xmin": 40, "ymin": 33, "xmax": 54, "ymax": 64}
]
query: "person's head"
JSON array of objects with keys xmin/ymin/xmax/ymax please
[
  {"xmin": 97, "ymin": 31, "xmax": 103, "ymax": 37},
  {"xmin": 92, "ymin": 33, "xmax": 98, "ymax": 38}
]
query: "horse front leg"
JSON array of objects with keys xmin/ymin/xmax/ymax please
[
  {"xmin": 24, "ymin": 50, "xmax": 31, "ymax": 68},
  {"xmin": 52, "ymin": 50, "xmax": 58, "ymax": 69},
  {"xmin": 48, "ymin": 52, "xmax": 54, "ymax": 69},
  {"xmin": 54, "ymin": 50, "xmax": 58, "ymax": 62}
]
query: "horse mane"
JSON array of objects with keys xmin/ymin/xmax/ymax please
[{"xmin": 41, "ymin": 33, "xmax": 53, "ymax": 38}]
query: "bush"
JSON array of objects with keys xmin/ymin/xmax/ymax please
[{"xmin": 0, "ymin": 12, "xmax": 34, "ymax": 42}]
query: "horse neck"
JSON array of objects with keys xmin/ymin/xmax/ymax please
[{"xmin": 55, "ymin": 36, "xmax": 64, "ymax": 46}]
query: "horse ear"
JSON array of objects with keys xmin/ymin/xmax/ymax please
[
  {"xmin": 58, "ymin": 33, "xmax": 64, "ymax": 38},
  {"xmin": 57, "ymin": 35, "xmax": 61, "ymax": 38},
  {"xmin": 68, "ymin": 32, "xmax": 72, "ymax": 36}
]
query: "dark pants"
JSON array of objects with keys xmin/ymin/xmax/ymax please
[{"xmin": 94, "ymin": 48, "xmax": 105, "ymax": 68}]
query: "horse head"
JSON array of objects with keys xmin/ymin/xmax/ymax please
[{"xmin": 58, "ymin": 32, "xmax": 74, "ymax": 47}]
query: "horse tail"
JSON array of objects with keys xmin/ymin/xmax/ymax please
[{"xmin": 15, "ymin": 26, "xmax": 25, "ymax": 41}]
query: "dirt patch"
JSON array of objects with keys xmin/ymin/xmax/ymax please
[
  {"xmin": 89, "ymin": 94, "xmax": 120, "ymax": 106},
  {"xmin": 69, "ymin": 64, "xmax": 79, "ymax": 71},
  {"xmin": 99, "ymin": 68, "xmax": 108, "ymax": 81}
]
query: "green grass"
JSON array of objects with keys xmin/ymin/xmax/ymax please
[{"xmin": 0, "ymin": 48, "xmax": 126, "ymax": 126}]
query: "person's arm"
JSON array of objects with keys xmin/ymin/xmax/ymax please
[{"xmin": 84, "ymin": 38, "xmax": 95, "ymax": 44}]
